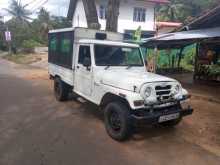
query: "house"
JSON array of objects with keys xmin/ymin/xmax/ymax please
[{"xmin": 67, "ymin": 0, "xmax": 169, "ymax": 39}]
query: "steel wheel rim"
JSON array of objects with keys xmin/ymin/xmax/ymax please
[{"xmin": 109, "ymin": 110, "xmax": 121, "ymax": 132}]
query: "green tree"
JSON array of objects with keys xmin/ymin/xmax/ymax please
[
  {"xmin": 0, "ymin": 20, "xmax": 7, "ymax": 50},
  {"xmin": 4, "ymin": 0, "xmax": 32, "ymax": 23},
  {"xmin": 157, "ymin": 0, "xmax": 184, "ymax": 22},
  {"xmin": 157, "ymin": 0, "xmax": 220, "ymax": 23}
]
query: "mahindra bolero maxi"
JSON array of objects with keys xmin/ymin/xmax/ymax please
[{"xmin": 48, "ymin": 28, "xmax": 193, "ymax": 141}]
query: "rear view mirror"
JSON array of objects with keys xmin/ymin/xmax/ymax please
[
  {"xmin": 83, "ymin": 57, "xmax": 91, "ymax": 70},
  {"xmin": 144, "ymin": 59, "xmax": 148, "ymax": 66}
]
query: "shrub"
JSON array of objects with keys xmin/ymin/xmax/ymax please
[{"xmin": 22, "ymin": 39, "xmax": 42, "ymax": 49}]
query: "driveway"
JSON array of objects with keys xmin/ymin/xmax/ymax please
[{"xmin": 0, "ymin": 58, "xmax": 219, "ymax": 165}]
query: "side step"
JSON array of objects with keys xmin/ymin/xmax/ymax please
[{"xmin": 77, "ymin": 97, "xmax": 87, "ymax": 103}]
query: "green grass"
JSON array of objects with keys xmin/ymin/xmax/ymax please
[{"xmin": 2, "ymin": 54, "xmax": 42, "ymax": 65}]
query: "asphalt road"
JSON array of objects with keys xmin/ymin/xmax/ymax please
[{"xmin": 0, "ymin": 58, "xmax": 220, "ymax": 165}]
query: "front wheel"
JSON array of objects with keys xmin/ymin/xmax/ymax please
[{"xmin": 104, "ymin": 102, "xmax": 132, "ymax": 141}]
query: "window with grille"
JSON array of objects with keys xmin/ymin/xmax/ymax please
[{"xmin": 133, "ymin": 7, "xmax": 146, "ymax": 22}]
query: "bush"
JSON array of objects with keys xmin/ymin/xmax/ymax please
[{"xmin": 22, "ymin": 39, "xmax": 42, "ymax": 49}]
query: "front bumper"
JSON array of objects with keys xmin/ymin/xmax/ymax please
[{"xmin": 130, "ymin": 105, "xmax": 193, "ymax": 125}]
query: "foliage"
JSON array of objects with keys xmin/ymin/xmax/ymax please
[
  {"xmin": 145, "ymin": 44, "xmax": 196, "ymax": 72},
  {"xmin": 206, "ymin": 65, "xmax": 220, "ymax": 76},
  {"xmin": 2, "ymin": 53, "xmax": 42, "ymax": 64},
  {"xmin": 157, "ymin": 0, "xmax": 220, "ymax": 23},
  {"xmin": 0, "ymin": 7, "xmax": 71, "ymax": 52},
  {"xmin": 4, "ymin": 0, "xmax": 32, "ymax": 23},
  {"xmin": 0, "ymin": 21, "xmax": 7, "ymax": 50},
  {"xmin": 22, "ymin": 39, "xmax": 42, "ymax": 49}
]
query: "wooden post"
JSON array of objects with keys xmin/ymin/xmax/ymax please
[
  {"xmin": 177, "ymin": 47, "xmax": 184, "ymax": 69},
  {"xmin": 153, "ymin": 46, "xmax": 158, "ymax": 73},
  {"xmin": 194, "ymin": 43, "xmax": 199, "ymax": 80}
]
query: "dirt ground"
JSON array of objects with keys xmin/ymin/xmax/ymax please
[
  {"xmin": 167, "ymin": 73, "xmax": 220, "ymax": 156},
  {"xmin": 0, "ymin": 56, "xmax": 220, "ymax": 165}
]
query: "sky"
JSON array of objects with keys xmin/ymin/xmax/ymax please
[{"xmin": 0, "ymin": 0, "xmax": 70, "ymax": 20}]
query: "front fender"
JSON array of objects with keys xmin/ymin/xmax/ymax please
[{"xmin": 99, "ymin": 84, "xmax": 144, "ymax": 110}]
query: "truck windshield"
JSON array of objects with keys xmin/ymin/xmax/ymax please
[{"xmin": 94, "ymin": 45, "xmax": 144, "ymax": 66}]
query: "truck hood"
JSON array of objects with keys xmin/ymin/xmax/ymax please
[{"xmin": 98, "ymin": 69, "xmax": 177, "ymax": 92}]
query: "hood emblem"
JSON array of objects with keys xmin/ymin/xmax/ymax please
[{"xmin": 133, "ymin": 86, "xmax": 137, "ymax": 92}]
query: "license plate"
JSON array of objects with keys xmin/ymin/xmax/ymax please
[{"xmin": 159, "ymin": 113, "xmax": 180, "ymax": 123}]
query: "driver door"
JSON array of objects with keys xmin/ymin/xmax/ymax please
[{"xmin": 74, "ymin": 45, "xmax": 93, "ymax": 97}]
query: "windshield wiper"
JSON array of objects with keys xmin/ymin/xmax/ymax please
[
  {"xmin": 126, "ymin": 64, "xmax": 143, "ymax": 69},
  {"xmin": 126, "ymin": 64, "xmax": 136, "ymax": 69},
  {"xmin": 104, "ymin": 65, "xmax": 111, "ymax": 70}
]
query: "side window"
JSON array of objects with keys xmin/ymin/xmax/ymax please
[
  {"xmin": 48, "ymin": 31, "xmax": 74, "ymax": 69},
  {"xmin": 61, "ymin": 38, "xmax": 71, "ymax": 54},
  {"xmin": 78, "ymin": 46, "xmax": 91, "ymax": 65},
  {"xmin": 49, "ymin": 35, "xmax": 57, "ymax": 52},
  {"xmin": 48, "ymin": 33, "xmax": 59, "ymax": 64}
]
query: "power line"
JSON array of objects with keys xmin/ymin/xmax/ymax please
[{"xmin": 31, "ymin": 0, "xmax": 48, "ymax": 12}]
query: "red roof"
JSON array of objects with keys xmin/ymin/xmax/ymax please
[
  {"xmin": 148, "ymin": 0, "xmax": 170, "ymax": 4},
  {"xmin": 157, "ymin": 22, "xmax": 182, "ymax": 28}
]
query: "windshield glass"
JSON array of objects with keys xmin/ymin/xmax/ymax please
[{"xmin": 94, "ymin": 45, "xmax": 144, "ymax": 66}]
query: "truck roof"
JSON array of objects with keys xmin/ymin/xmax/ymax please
[{"xmin": 78, "ymin": 39, "xmax": 139, "ymax": 47}]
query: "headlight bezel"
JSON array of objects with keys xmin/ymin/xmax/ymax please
[
  {"xmin": 173, "ymin": 84, "xmax": 181, "ymax": 95},
  {"xmin": 143, "ymin": 86, "xmax": 152, "ymax": 98}
]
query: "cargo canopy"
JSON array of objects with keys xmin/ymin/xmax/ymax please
[{"xmin": 142, "ymin": 27, "xmax": 220, "ymax": 49}]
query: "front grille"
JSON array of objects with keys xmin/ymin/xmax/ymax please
[{"xmin": 155, "ymin": 85, "xmax": 172, "ymax": 101}]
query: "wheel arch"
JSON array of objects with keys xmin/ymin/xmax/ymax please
[{"xmin": 100, "ymin": 93, "xmax": 131, "ymax": 109}]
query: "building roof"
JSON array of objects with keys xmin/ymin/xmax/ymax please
[
  {"xmin": 179, "ymin": 5, "xmax": 220, "ymax": 31},
  {"xmin": 143, "ymin": 27, "xmax": 220, "ymax": 49},
  {"xmin": 148, "ymin": 0, "xmax": 170, "ymax": 4},
  {"xmin": 67, "ymin": 0, "xmax": 170, "ymax": 20},
  {"xmin": 157, "ymin": 22, "xmax": 182, "ymax": 28}
]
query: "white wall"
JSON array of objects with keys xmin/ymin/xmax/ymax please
[
  {"xmin": 73, "ymin": 0, "xmax": 88, "ymax": 28},
  {"xmin": 73, "ymin": 0, "xmax": 156, "ymax": 33}
]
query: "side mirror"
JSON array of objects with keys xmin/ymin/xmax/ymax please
[
  {"xmin": 83, "ymin": 57, "xmax": 91, "ymax": 70},
  {"xmin": 144, "ymin": 59, "xmax": 148, "ymax": 66}
]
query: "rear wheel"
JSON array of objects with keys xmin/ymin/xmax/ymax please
[
  {"xmin": 104, "ymin": 102, "xmax": 132, "ymax": 141},
  {"xmin": 54, "ymin": 77, "xmax": 70, "ymax": 101}
]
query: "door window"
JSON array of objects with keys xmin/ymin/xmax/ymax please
[{"xmin": 78, "ymin": 46, "xmax": 91, "ymax": 65}]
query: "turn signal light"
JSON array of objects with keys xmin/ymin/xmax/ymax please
[{"xmin": 134, "ymin": 100, "xmax": 145, "ymax": 107}]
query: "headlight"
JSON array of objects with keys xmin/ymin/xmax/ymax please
[
  {"xmin": 144, "ymin": 87, "xmax": 152, "ymax": 98},
  {"xmin": 173, "ymin": 84, "xmax": 180, "ymax": 95}
]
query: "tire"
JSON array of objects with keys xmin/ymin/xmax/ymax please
[
  {"xmin": 104, "ymin": 102, "xmax": 132, "ymax": 141},
  {"xmin": 159, "ymin": 117, "xmax": 182, "ymax": 127},
  {"xmin": 54, "ymin": 77, "xmax": 70, "ymax": 101}
]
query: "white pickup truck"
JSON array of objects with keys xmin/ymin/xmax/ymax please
[{"xmin": 48, "ymin": 27, "xmax": 193, "ymax": 141}]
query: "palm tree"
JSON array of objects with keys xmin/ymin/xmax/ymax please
[
  {"xmin": 81, "ymin": 0, "xmax": 100, "ymax": 29},
  {"xmin": 4, "ymin": 0, "xmax": 32, "ymax": 23},
  {"xmin": 106, "ymin": 0, "xmax": 120, "ymax": 32}
]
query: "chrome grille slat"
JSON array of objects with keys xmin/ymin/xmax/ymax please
[{"xmin": 155, "ymin": 85, "xmax": 172, "ymax": 101}]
